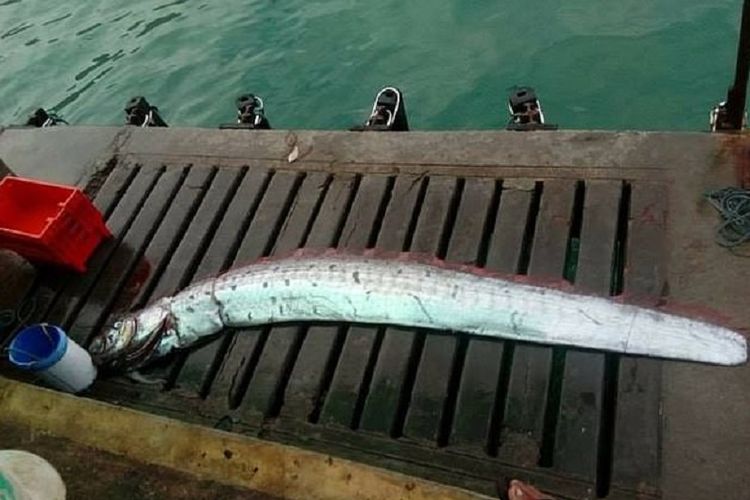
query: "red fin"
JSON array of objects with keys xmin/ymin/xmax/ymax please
[
  {"xmin": 229, "ymin": 247, "xmax": 577, "ymax": 291},
  {"xmin": 211, "ymin": 247, "xmax": 744, "ymax": 332},
  {"xmin": 657, "ymin": 301, "xmax": 742, "ymax": 332}
]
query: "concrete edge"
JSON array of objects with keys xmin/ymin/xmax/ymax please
[{"xmin": 0, "ymin": 378, "xmax": 492, "ymax": 500}]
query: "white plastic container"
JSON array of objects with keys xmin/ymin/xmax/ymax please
[
  {"xmin": 0, "ymin": 450, "xmax": 66, "ymax": 500},
  {"xmin": 8, "ymin": 323, "xmax": 96, "ymax": 393}
]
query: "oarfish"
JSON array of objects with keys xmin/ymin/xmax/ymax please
[{"xmin": 88, "ymin": 251, "xmax": 747, "ymax": 372}]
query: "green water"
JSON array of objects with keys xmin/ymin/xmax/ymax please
[{"xmin": 0, "ymin": 0, "xmax": 743, "ymax": 131}]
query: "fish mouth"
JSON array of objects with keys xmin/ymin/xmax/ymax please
[
  {"xmin": 95, "ymin": 316, "xmax": 170, "ymax": 373},
  {"xmin": 89, "ymin": 317, "xmax": 138, "ymax": 366},
  {"xmin": 123, "ymin": 320, "xmax": 163, "ymax": 367}
]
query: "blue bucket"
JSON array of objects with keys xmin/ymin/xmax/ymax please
[
  {"xmin": 8, "ymin": 324, "xmax": 67, "ymax": 371},
  {"xmin": 7, "ymin": 323, "xmax": 96, "ymax": 393}
]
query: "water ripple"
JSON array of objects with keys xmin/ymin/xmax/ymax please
[
  {"xmin": 110, "ymin": 11, "xmax": 131, "ymax": 23},
  {"xmin": 0, "ymin": 0, "xmax": 741, "ymax": 131},
  {"xmin": 136, "ymin": 12, "xmax": 182, "ymax": 38},
  {"xmin": 126, "ymin": 20, "xmax": 143, "ymax": 32},
  {"xmin": 1, "ymin": 22, "xmax": 32, "ymax": 39},
  {"xmin": 154, "ymin": 0, "xmax": 187, "ymax": 12},
  {"xmin": 54, "ymin": 80, "xmax": 97, "ymax": 111},
  {"xmin": 75, "ymin": 22, "xmax": 101, "ymax": 37},
  {"xmin": 42, "ymin": 13, "xmax": 72, "ymax": 26},
  {"xmin": 74, "ymin": 50, "xmax": 123, "ymax": 81},
  {"xmin": 54, "ymin": 67, "xmax": 114, "ymax": 112}
]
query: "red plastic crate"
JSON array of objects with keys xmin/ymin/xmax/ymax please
[{"xmin": 0, "ymin": 177, "xmax": 110, "ymax": 272}]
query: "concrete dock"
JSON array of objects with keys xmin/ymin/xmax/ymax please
[{"xmin": 0, "ymin": 126, "xmax": 748, "ymax": 499}]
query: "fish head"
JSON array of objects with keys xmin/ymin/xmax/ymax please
[{"xmin": 89, "ymin": 302, "xmax": 174, "ymax": 372}]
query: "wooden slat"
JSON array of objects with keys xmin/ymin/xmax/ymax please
[
  {"xmin": 302, "ymin": 175, "xmax": 357, "ymax": 249},
  {"xmin": 500, "ymin": 180, "xmax": 575, "ymax": 466},
  {"xmin": 283, "ymin": 175, "xmax": 390, "ymax": 423},
  {"xmin": 90, "ymin": 163, "xmax": 141, "ymax": 219},
  {"xmin": 553, "ymin": 181, "xmax": 621, "ymax": 480},
  {"xmin": 198, "ymin": 168, "xmax": 271, "ymax": 277},
  {"xmin": 403, "ymin": 178, "xmax": 494, "ymax": 443},
  {"xmin": 231, "ymin": 173, "xmax": 303, "ymax": 264},
  {"xmin": 450, "ymin": 335, "xmax": 506, "ymax": 450},
  {"xmin": 238, "ymin": 174, "xmax": 356, "ymax": 417},
  {"xmin": 150, "ymin": 167, "xmax": 267, "ymax": 382},
  {"xmin": 216, "ymin": 172, "xmax": 331, "ymax": 413},
  {"xmin": 140, "ymin": 168, "xmax": 245, "ymax": 304},
  {"xmin": 321, "ymin": 176, "xmax": 420, "ymax": 426},
  {"xmin": 108, "ymin": 167, "xmax": 214, "ymax": 317},
  {"xmin": 450, "ymin": 181, "xmax": 533, "ymax": 449},
  {"xmin": 205, "ymin": 173, "xmax": 333, "ymax": 408},
  {"xmin": 65, "ymin": 166, "xmax": 186, "ymax": 345},
  {"xmin": 358, "ymin": 176, "xmax": 455, "ymax": 434},
  {"xmin": 611, "ymin": 184, "xmax": 665, "ymax": 492},
  {"xmin": 273, "ymin": 173, "xmax": 332, "ymax": 253},
  {"xmin": 174, "ymin": 171, "xmax": 297, "ymax": 395},
  {"xmin": 484, "ymin": 180, "xmax": 535, "ymax": 274},
  {"xmin": 337, "ymin": 175, "xmax": 390, "ymax": 249},
  {"xmin": 44, "ymin": 164, "xmax": 164, "ymax": 330}
]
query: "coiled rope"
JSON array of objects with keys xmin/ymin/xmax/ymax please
[
  {"xmin": 705, "ymin": 187, "xmax": 750, "ymax": 248},
  {"xmin": 0, "ymin": 295, "xmax": 38, "ymax": 346}
]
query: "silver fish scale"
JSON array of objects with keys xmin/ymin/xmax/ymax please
[
  {"xmin": 212, "ymin": 257, "xmax": 514, "ymax": 326},
  {"xmin": 122, "ymin": 255, "xmax": 745, "ymax": 366}
]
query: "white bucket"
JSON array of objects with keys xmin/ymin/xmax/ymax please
[
  {"xmin": 8, "ymin": 323, "xmax": 96, "ymax": 393},
  {"xmin": 0, "ymin": 450, "xmax": 66, "ymax": 500}
]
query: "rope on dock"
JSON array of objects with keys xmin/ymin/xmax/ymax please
[
  {"xmin": 0, "ymin": 296, "xmax": 37, "ymax": 344},
  {"xmin": 706, "ymin": 187, "xmax": 750, "ymax": 247}
]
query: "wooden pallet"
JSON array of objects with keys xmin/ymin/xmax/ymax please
[{"xmin": 1, "ymin": 158, "xmax": 667, "ymax": 499}]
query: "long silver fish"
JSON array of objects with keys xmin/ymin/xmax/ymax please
[{"xmin": 88, "ymin": 251, "xmax": 747, "ymax": 371}]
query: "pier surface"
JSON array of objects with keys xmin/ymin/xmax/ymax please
[{"xmin": 0, "ymin": 126, "xmax": 748, "ymax": 499}]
